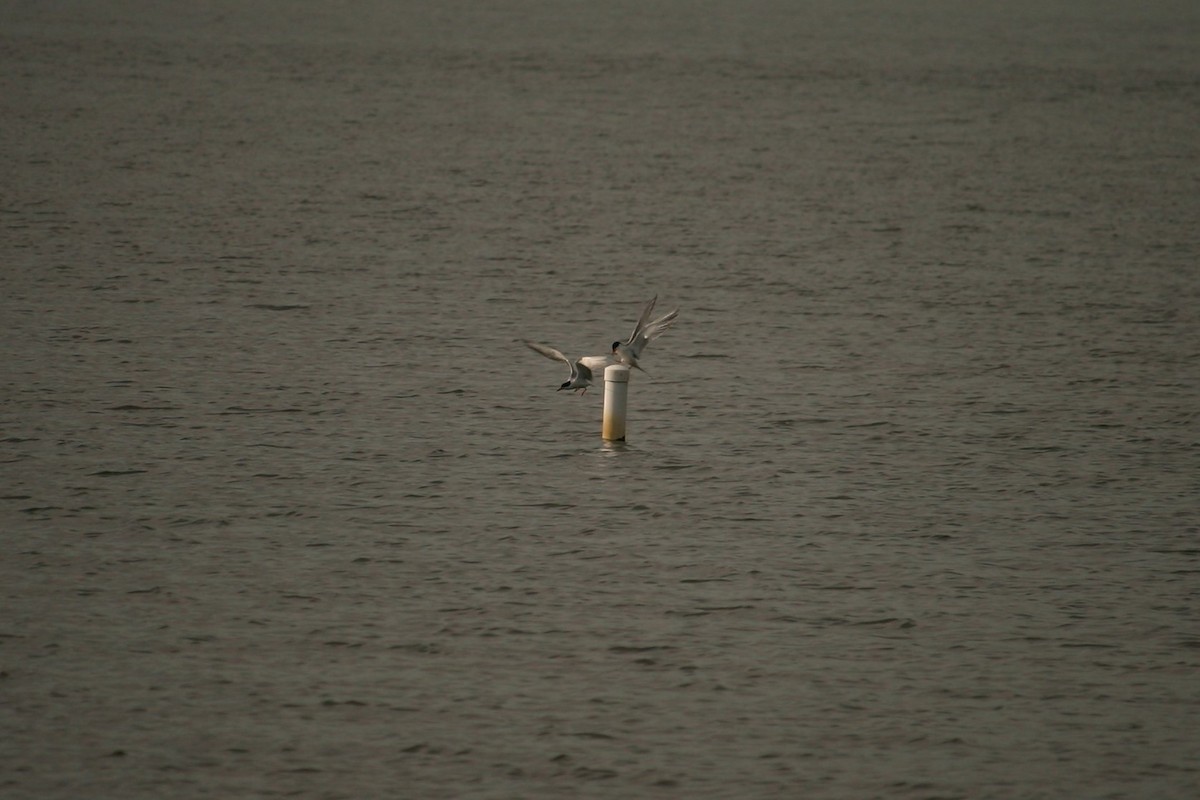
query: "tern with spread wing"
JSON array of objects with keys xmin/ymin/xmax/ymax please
[
  {"xmin": 523, "ymin": 341, "xmax": 616, "ymax": 395},
  {"xmin": 611, "ymin": 294, "xmax": 679, "ymax": 371}
]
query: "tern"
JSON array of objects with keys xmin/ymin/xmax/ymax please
[
  {"xmin": 611, "ymin": 294, "xmax": 679, "ymax": 371},
  {"xmin": 523, "ymin": 341, "xmax": 616, "ymax": 395}
]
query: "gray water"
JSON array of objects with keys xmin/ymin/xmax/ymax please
[{"xmin": 3, "ymin": 2, "xmax": 1198, "ymax": 798}]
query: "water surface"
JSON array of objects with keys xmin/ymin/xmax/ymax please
[{"xmin": 3, "ymin": 2, "xmax": 1198, "ymax": 798}]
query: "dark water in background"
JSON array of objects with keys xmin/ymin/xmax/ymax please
[{"xmin": 3, "ymin": 2, "xmax": 1198, "ymax": 798}]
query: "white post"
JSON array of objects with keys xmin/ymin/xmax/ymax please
[{"xmin": 602, "ymin": 365, "xmax": 630, "ymax": 442}]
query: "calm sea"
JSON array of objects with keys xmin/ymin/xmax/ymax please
[{"xmin": 3, "ymin": 2, "xmax": 1197, "ymax": 797}]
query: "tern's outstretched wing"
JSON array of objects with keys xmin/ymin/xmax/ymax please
[
  {"xmin": 623, "ymin": 295, "xmax": 658, "ymax": 346},
  {"xmin": 626, "ymin": 307, "xmax": 678, "ymax": 360},
  {"xmin": 524, "ymin": 340, "xmax": 570, "ymax": 364}
]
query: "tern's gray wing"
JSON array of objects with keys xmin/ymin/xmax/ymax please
[
  {"xmin": 524, "ymin": 340, "xmax": 571, "ymax": 364},
  {"xmin": 574, "ymin": 360, "xmax": 594, "ymax": 384},
  {"xmin": 626, "ymin": 307, "xmax": 679, "ymax": 359},
  {"xmin": 623, "ymin": 295, "xmax": 658, "ymax": 346}
]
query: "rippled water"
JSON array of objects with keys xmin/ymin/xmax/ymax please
[{"xmin": 3, "ymin": 2, "xmax": 1198, "ymax": 798}]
